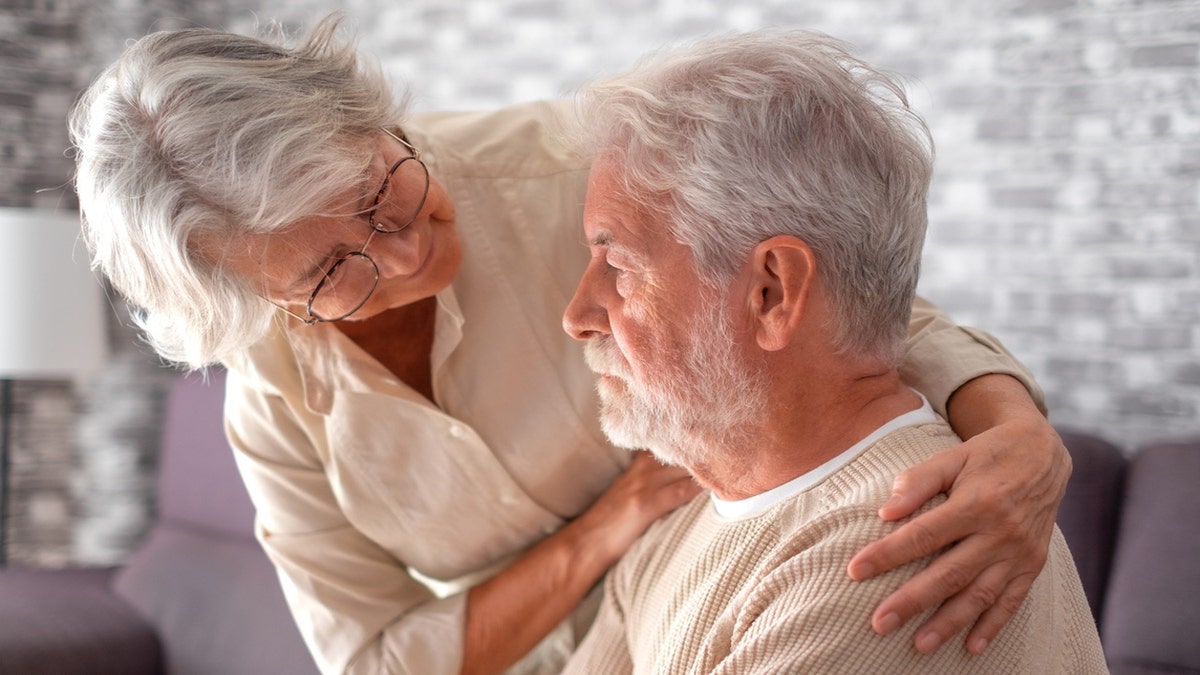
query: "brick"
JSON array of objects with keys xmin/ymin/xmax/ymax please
[
  {"xmin": 1107, "ymin": 252, "xmax": 1196, "ymax": 279},
  {"xmin": 1114, "ymin": 390, "xmax": 1198, "ymax": 418},
  {"xmin": 1048, "ymin": 290, "xmax": 1123, "ymax": 313},
  {"xmin": 991, "ymin": 185, "xmax": 1059, "ymax": 210},
  {"xmin": 1045, "ymin": 356, "xmax": 1127, "ymax": 385},
  {"xmin": 1130, "ymin": 43, "xmax": 1199, "ymax": 68},
  {"xmin": 1176, "ymin": 362, "xmax": 1200, "ymax": 386},
  {"xmin": 1110, "ymin": 325, "xmax": 1194, "ymax": 350}
]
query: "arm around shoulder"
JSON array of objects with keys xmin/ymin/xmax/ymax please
[{"xmin": 902, "ymin": 296, "xmax": 1046, "ymax": 419}]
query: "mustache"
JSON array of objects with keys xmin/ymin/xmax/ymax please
[{"xmin": 584, "ymin": 337, "xmax": 630, "ymax": 379}]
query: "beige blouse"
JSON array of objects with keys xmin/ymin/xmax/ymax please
[{"xmin": 222, "ymin": 100, "xmax": 1045, "ymax": 675}]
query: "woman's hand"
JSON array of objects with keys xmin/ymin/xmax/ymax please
[
  {"xmin": 461, "ymin": 451, "xmax": 699, "ymax": 675},
  {"xmin": 846, "ymin": 374, "xmax": 1071, "ymax": 655},
  {"xmin": 573, "ymin": 451, "xmax": 704, "ymax": 568}
]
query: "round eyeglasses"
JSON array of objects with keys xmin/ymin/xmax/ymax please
[{"xmin": 273, "ymin": 128, "xmax": 430, "ymax": 325}]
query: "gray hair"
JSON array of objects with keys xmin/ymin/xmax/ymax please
[
  {"xmin": 68, "ymin": 15, "xmax": 404, "ymax": 368},
  {"xmin": 573, "ymin": 30, "xmax": 934, "ymax": 365}
]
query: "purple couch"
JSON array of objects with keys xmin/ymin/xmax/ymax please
[
  {"xmin": 0, "ymin": 369, "xmax": 319, "ymax": 675},
  {"xmin": 1055, "ymin": 430, "xmax": 1200, "ymax": 675},
  {"xmin": 0, "ymin": 368, "xmax": 1196, "ymax": 674}
]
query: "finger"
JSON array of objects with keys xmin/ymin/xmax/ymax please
[
  {"xmin": 907, "ymin": 561, "xmax": 1012, "ymax": 654},
  {"xmin": 878, "ymin": 447, "xmax": 967, "ymax": 521},
  {"xmin": 625, "ymin": 452, "xmax": 692, "ymax": 483},
  {"xmin": 849, "ymin": 495, "xmax": 981, "ymax": 581},
  {"xmin": 866, "ymin": 534, "xmax": 997, "ymax": 635},
  {"xmin": 961, "ymin": 573, "xmax": 1037, "ymax": 655}
]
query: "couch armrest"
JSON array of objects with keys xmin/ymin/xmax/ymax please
[
  {"xmin": 1103, "ymin": 439, "xmax": 1200, "ymax": 675},
  {"xmin": 0, "ymin": 565, "xmax": 162, "ymax": 675},
  {"xmin": 1055, "ymin": 428, "xmax": 1128, "ymax": 629}
]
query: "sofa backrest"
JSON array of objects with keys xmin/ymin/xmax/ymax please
[
  {"xmin": 1101, "ymin": 440, "xmax": 1200, "ymax": 675},
  {"xmin": 154, "ymin": 368, "xmax": 256, "ymax": 538},
  {"xmin": 1055, "ymin": 429, "xmax": 1127, "ymax": 629},
  {"xmin": 112, "ymin": 368, "xmax": 320, "ymax": 675}
]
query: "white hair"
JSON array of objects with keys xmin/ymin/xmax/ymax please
[
  {"xmin": 573, "ymin": 30, "xmax": 934, "ymax": 365},
  {"xmin": 68, "ymin": 15, "xmax": 405, "ymax": 368}
]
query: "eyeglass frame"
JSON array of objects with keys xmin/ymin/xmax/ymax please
[{"xmin": 269, "ymin": 127, "xmax": 430, "ymax": 325}]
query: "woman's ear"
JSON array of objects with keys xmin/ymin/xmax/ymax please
[{"xmin": 745, "ymin": 235, "xmax": 817, "ymax": 352}]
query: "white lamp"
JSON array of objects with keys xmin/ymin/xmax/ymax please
[{"xmin": 0, "ymin": 207, "xmax": 109, "ymax": 566}]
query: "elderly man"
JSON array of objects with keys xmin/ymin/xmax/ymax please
[{"xmin": 560, "ymin": 31, "xmax": 1105, "ymax": 674}]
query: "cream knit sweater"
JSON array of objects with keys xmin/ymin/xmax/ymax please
[{"xmin": 564, "ymin": 420, "xmax": 1107, "ymax": 674}]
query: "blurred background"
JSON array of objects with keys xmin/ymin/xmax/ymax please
[{"xmin": 1, "ymin": 0, "xmax": 1197, "ymax": 567}]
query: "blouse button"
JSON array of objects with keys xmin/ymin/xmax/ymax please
[{"xmin": 448, "ymin": 423, "xmax": 466, "ymax": 439}]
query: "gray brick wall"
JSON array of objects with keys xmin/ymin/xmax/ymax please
[
  {"xmin": 238, "ymin": 0, "xmax": 1200, "ymax": 451},
  {"xmin": 0, "ymin": 0, "xmax": 230, "ymax": 566},
  {"xmin": 1, "ymin": 0, "xmax": 1197, "ymax": 565}
]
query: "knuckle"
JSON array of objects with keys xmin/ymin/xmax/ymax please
[
  {"xmin": 963, "ymin": 581, "xmax": 1001, "ymax": 609},
  {"xmin": 1001, "ymin": 573, "xmax": 1039, "ymax": 608},
  {"xmin": 905, "ymin": 521, "xmax": 944, "ymax": 555},
  {"xmin": 936, "ymin": 563, "xmax": 976, "ymax": 595}
]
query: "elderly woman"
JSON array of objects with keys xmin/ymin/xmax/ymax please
[{"xmin": 69, "ymin": 16, "xmax": 1070, "ymax": 675}]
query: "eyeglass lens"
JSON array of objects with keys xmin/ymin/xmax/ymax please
[
  {"xmin": 370, "ymin": 156, "xmax": 430, "ymax": 233},
  {"xmin": 309, "ymin": 252, "xmax": 379, "ymax": 321},
  {"xmin": 305, "ymin": 133, "xmax": 429, "ymax": 322}
]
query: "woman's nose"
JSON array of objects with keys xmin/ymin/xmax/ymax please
[{"xmin": 367, "ymin": 226, "xmax": 422, "ymax": 278}]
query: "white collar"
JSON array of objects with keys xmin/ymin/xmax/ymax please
[{"xmin": 712, "ymin": 395, "xmax": 939, "ymax": 521}]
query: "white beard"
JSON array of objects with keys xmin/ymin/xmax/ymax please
[{"xmin": 584, "ymin": 295, "xmax": 768, "ymax": 469}]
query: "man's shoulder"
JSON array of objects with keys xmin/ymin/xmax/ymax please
[
  {"xmin": 821, "ymin": 420, "xmax": 959, "ymax": 508},
  {"xmin": 762, "ymin": 421, "xmax": 960, "ymax": 571}
]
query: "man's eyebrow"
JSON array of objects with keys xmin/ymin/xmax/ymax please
[
  {"xmin": 588, "ymin": 230, "xmax": 650, "ymax": 269},
  {"xmin": 588, "ymin": 231, "xmax": 614, "ymax": 248}
]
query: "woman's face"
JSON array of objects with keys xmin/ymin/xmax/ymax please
[{"xmin": 222, "ymin": 131, "xmax": 461, "ymax": 322}]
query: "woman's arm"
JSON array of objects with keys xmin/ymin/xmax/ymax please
[
  {"xmin": 848, "ymin": 298, "xmax": 1071, "ymax": 655},
  {"xmin": 226, "ymin": 360, "xmax": 696, "ymax": 675},
  {"xmin": 461, "ymin": 452, "xmax": 700, "ymax": 675}
]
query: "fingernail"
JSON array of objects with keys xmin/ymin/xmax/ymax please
[
  {"xmin": 850, "ymin": 561, "xmax": 874, "ymax": 580},
  {"xmin": 882, "ymin": 493, "xmax": 902, "ymax": 509},
  {"xmin": 969, "ymin": 636, "xmax": 988, "ymax": 654},
  {"xmin": 916, "ymin": 631, "xmax": 942, "ymax": 653},
  {"xmin": 877, "ymin": 612, "xmax": 900, "ymax": 635}
]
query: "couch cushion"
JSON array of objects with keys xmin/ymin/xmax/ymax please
[
  {"xmin": 0, "ymin": 566, "xmax": 161, "ymax": 675},
  {"xmin": 1102, "ymin": 440, "xmax": 1200, "ymax": 675},
  {"xmin": 157, "ymin": 367, "xmax": 257, "ymax": 539},
  {"xmin": 113, "ymin": 526, "xmax": 319, "ymax": 675},
  {"xmin": 1055, "ymin": 428, "xmax": 1128, "ymax": 629}
]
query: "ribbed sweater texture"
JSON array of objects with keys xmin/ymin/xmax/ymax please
[{"xmin": 564, "ymin": 421, "xmax": 1108, "ymax": 674}]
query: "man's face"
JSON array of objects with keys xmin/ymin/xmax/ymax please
[{"xmin": 563, "ymin": 158, "xmax": 766, "ymax": 467}]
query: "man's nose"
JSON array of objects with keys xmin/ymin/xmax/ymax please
[{"xmin": 563, "ymin": 263, "xmax": 609, "ymax": 340}]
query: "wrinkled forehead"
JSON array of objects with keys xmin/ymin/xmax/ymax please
[
  {"xmin": 188, "ymin": 207, "xmax": 361, "ymax": 297},
  {"xmin": 584, "ymin": 157, "xmax": 673, "ymax": 249}
]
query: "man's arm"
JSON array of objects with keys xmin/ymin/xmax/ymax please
[{"xmin": 850, "ymin": 298, "xmax": 1071, "ymax": 655}]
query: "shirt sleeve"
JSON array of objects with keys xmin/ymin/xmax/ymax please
[
  {"xmin": 902, "ymin": 296, "xmax": 1047, "ymax": 419},
  {"xmin": 223, "ymin": 368, "xmax": 467, "ymax": 675}
]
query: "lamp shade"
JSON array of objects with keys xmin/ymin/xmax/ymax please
[{"xmin": 0, "ymin": 207, "xmax": 108, "ymax": 378}]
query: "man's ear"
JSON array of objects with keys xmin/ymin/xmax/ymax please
[{"xmin": 745, "ymin": 235, "xmax": 817, "ymax": 352}]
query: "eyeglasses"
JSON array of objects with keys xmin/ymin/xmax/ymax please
[{"xmin": 272, "ymin": 128, "xmax": 430, "ymax": 325}]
